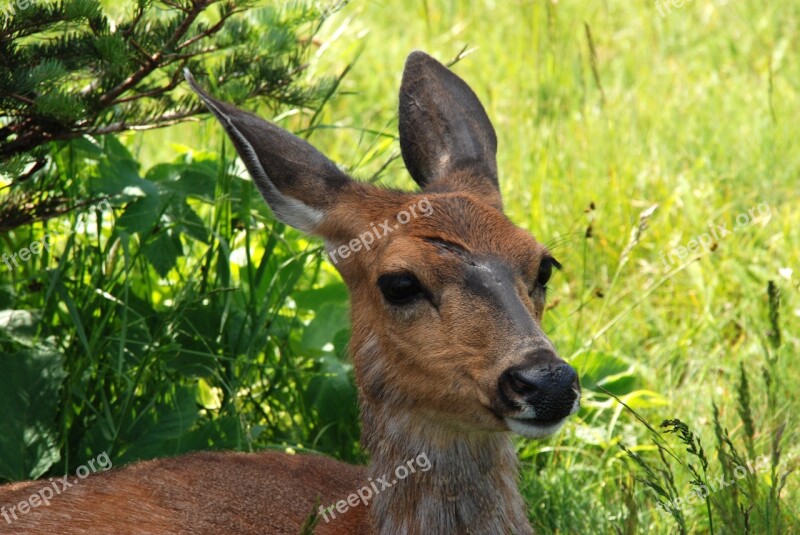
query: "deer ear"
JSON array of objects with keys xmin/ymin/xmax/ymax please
[
  {"xmin": 184, "ymin": 70, "xmax": 352, "ymax": 234},
  {"xmin": 399, "ymin": 51, "xmax": 499, "ymax": 195}
]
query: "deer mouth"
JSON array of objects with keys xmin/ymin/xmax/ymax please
[
  {"xmin": 505, "ymin": 416, "xmax": 569, "ymax": 439},
  {"xmin": 500, "ymin": 390, "xmax": 581, "ymax": 439}
]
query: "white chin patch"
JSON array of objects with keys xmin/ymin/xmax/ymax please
[
  {"xmin": 505, "ymin": 394, "xmax": 581, "ymax": 439},
  {"xmin": 504, "ymin": 417, "xmax": 567, "ymax": 439}
]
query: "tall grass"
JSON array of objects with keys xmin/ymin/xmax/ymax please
[
  {"xmin": 302, "ymin": 0, "xmax": 800, "ymax": 532},
  {"xmin": 1, "ymin": 1, "xmax": 797, "ymax": 532}
]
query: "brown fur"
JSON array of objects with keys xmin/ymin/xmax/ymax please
[{"xmin": 1, "ymin": 451, "xmax": 367, "ymax": 534}]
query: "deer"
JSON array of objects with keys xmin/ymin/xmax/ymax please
[{"xmin": 0, "ymin": 51, "xmax": 580, "ymax": 535}]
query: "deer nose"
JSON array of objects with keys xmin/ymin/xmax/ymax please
[{"xmin": 502, "ymin": 362, "xmax": 579, "ymax": 423}]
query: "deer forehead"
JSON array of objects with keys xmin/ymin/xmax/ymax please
[{"xmin": 332, "ymin": 192, "xmax": 545, "ymax": 279}]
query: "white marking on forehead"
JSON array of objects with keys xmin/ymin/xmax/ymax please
[
  {"xmin": 470, "ymin": 261, "xmax": 509, "ymax": 286},
  {"xmin": 472, "ymin": 262, "xmax": 494, "ymax": 273}
]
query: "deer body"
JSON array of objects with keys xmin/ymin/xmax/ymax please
[{"xmin": 0, "ymin": 51, "xmax": 580, "ymax": 535}]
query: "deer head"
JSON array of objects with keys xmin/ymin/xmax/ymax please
[{"xmin": 185, "ymin": 51, "xmax": 580, "ymax": 532}]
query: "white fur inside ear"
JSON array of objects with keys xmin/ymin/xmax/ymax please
[{"xmin": 194, "ymin": 90, "xmax": 324, "ymax": 233}]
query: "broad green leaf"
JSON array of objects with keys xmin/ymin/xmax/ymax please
[
  {"xmin": 142, "ymin": 230, "xmax": 183, "ymax": 277},
  {"xmin": 301, "ymin": 301, "xmax": 349, "ymax": 352},
  {"xmin": 117, "ymin": 195, "xmax": 161, "ymax": 234},
  {"xmin": 577, "ymin": 351, "xmax": 640, "ymax": 395},
  {"xmin": 0, "ymin": 309, "xmax": 40, "ymax": 347},
  {"xmin": 0, "ymin": 349, "xmax": 65, "ymax": 481},
  {"xmin": 117, "ymin": 386, "xmax": 199, "ymax": 464},
  {"xmin": 293, "ymin": 282, "xmax": 349, "ymax": 310}
]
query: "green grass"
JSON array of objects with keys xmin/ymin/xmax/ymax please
[
  {"xmin": 299, "ymin": 1, "xmax": 799, "ymax": 532},
  {"xmin": 2, "ymin": 0, "xmax": 798, "ymax": 532}
]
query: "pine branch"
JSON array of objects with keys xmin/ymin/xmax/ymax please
[
  {"xmin": 95, "ymin": 0, "xmax": 217, "ymax": 108},
  {"xmin": 0, "ymin": 0, "xmax": 335, "ymax": 165}
]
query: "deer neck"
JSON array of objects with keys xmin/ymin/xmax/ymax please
[{"xmin": 360, "ymin": 403, "xmax": 533, "ymax": 535}]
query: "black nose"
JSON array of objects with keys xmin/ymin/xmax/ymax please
[{"xmin": 502, "ymin": 362, "xmax": 579, "ymax": 423}]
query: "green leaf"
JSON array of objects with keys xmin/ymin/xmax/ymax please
[
  {"xmin": 301, "ymin": 301, "xmax": 349, "ymax": 352},
  {"xmin": 92, "ymin": 137, "xmax": 156, "ymax": 201},
  {"xmin": 0, "ymin": 309, "xmax": 41, "ymax": 347},
  {"xmin": 117, "ymin": 386, "xmax": 199, "ymax": 464},
  {"xmin": 293, "ymin": 282, "xmax": 349, "ymax": 311},
  {"xmin": 173, "ymin": 168, "xmax": 218, "ymax": 199},
  {"xmin": 620, "ymin": 389, "xmax": 670, "ymax": 409},
  {"xmin": 577, "ymin": 351, "xmax": 640, "ymax": 396},
  {"xmin": 146, "ymin": 160, "xmax": 218, "ymax": 200},
  {"xmin": 305, "ymin": 355, "xmax": 359, "ymax": 458},
  {"xmin": 0, "ymin": 349, "xmax": 66, "ymax": 481},
  {"xmin": 69, "ymin": 135, "xmax": 104, "ymax": 156},
  {"xmin": 117, "ymin": 195, "xmax": 161, "ymax": 234},
  {"xmin": 142, "ymin": 229, "xmax": 183, "ymax": 277},
  {"xmin": 167, "ymin": 200, "xmax": 210, "ymax": 244}
]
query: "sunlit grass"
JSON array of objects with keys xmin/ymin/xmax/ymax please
[
  {"xmin": 306, "ymin": 1, "xmax": 799, "ymax": 532},
  {"xmin": 128, "ymin": 1, "xmax": 799, "ymax": 531}
]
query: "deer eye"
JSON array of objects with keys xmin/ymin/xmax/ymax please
[
  {"xmin": 536, "ymin": 257, "xmax": 561, "ymax": 288},
  {"xmin": 378, "ymin": 273, "xmax": 425, "ymax": 305}
]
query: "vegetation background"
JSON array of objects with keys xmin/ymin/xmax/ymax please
[{"xmin": 1, "ymin": 0, "xmax": 797, "ymax": 533}]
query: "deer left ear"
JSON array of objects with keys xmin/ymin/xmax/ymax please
[
  {"xmin": 184, "ymin": 70, "xmax": 353, "ymax": 234},
  {"xmin": 399, "ymin": 51, "xmax": 500, "ymax": 203}
]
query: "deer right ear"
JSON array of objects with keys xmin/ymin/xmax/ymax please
[
  {"xmin": 398, "ymin": 51, "xmax": 499, "ymax": 199},
  {"xmin": 184, "ymin": 70, "xmax": 352, "ymax": 235}
]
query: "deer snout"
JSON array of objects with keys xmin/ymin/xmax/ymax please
[
  {"xmin": 505, "ymin": 362, "xmax": 578, "ymax": 421},
  {"xmin": 498, "ymin": 351, "xmax": 580, "ymax": 438}
]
